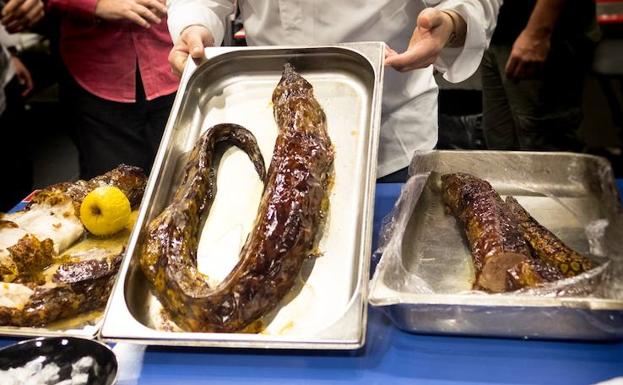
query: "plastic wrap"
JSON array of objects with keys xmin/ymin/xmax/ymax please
[{"xmin": 369, "ymin": 150, "xmax": 623, "ymax": 340}]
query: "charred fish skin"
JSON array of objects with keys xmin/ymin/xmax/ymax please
[
  {"xmin": 506, "ymin": 259, "xmax": 563, "ymax": 290},
  {"xmin": 441, "ymin": 173, "xmax": 536, "ymax": 292},
  {"xmin": 140, "ymin": 123, "xmax": 266, "ymax": 289},
  {"xmin": 505, "ymin": 196, "xmax": 594, "ymax": 277},
  {"xmin": 140, "ymin": 123, "xmax": 268, "ymax": 331},
  {"xmin": 141, "ymin": 65, "xmax": 334, "ymax": 332},
  {"xmin": 0, "ymin": 253, "xmax": 122, "ymax": 327},
  {"xmin": 29, "ymin": 164, "xmax": 147, "ymax": 214}
]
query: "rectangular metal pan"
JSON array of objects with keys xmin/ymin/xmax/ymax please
[
  {"xmin": 100, "ymin": 42, "xmax": 384, "ymax": 349},
  {"xmin": 369, "ymin": 150, "xmax": 623, "ymax": 340}
]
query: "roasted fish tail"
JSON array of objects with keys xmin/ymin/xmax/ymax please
[
  {"xmin": 141, "ymin": 65, "xmax": 334, "ymax": 332},
  {"xmin": 505, "ymin": 196, "xmax": 594, "ymax": 277}
]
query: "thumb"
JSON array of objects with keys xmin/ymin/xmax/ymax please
[
  {"xmin": 417, "ymin": 8, "xmax": 444, "ymax": 31},
  {"xmin": 183, "ymin": 27, "xmax": 211, "ymax": 59},
  {"xmin": 188, "ymin": 36, "xmax": 206, "ymax": 59}
]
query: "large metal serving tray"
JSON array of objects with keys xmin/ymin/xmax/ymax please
[
  {"xmin": 369, "ymin": 150, "xmax": 623, "ymax": 340},
  {"xmin": 100, "ymin": 42, "xmax": 384, "ymax": 349}
]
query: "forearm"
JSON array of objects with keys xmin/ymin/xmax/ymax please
[
  {"xmin": 437, "ymin": 0, "xmax": 501, "ymax": 47},
  {"xmin": 524, "ymin": 0, "xmax": 567, "ymax": 37},
  {"xmin": 440, "ymin": 9, "xmax": 467, "ymax": 47},
  {"xmin": 432, "ymin": 0, "xmax": 501, "ymax": 82}
]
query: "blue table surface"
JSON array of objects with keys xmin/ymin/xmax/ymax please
[{"xmin": 2, "ymin": 182, "xmax": 623, "ymax": 385}]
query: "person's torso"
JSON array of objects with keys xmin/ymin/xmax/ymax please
[
  {"xmin": 239, "ymin": 0, "xmax": 422, "ymax": 48},
  {"xmin": 237, "ymin": 0, "xmax": 440, "ymax": 175},
  {"xmin": 59, "ymin": 17, "xmax": 178, "ymax": 102}
]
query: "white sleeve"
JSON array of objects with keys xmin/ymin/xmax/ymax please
[
  {"xmin": 433, "ymin": 0, "xmax": 501, "ymax": 83},
  {"xmin": 167, "ymin": 0, "xmax": 235, "ymax": 46}
]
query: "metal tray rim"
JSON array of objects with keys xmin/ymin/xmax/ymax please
[
  {"xmin": 369, "ymin": 293, "xmax": 623, "ymax": 309},
  {"xmin": 370, "ymin": 149, "xmax": 623, "ymax": 339}
]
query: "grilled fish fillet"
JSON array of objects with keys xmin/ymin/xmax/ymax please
[{"xmin": 141, "ymin": 64, "xmax": 334, "ymax": 332}]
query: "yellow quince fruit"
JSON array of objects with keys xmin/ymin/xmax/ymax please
[{"xmin": 80, "ymin": 186, "xmax": 131, "ymax": 236}]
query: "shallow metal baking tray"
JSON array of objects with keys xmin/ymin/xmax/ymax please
[
  {"xmin": 369, "ymin": 150, "xmax": 623, "ymax": 340},
  {"xmin": 100, "ymin": 42, "xmax": 384, "ymax": 349}
]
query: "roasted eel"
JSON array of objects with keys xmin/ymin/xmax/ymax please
[
  {"xmin": 506, "ymin": 259, "xmax": 563, "ymax": 290},
  {"xmin": 0, "ymin": 165, "xmax": 146, "ymax": 326},
  {"xmin": 505, "ymin": 196, "xmax": 593, "ymax": 277},
  {"xmin": 141, "ymin": 64, "xmax": 334, "ymax": 332},
  {"xmin": 441, "ymin": 173, "xmax": 560, "ymax": 292}
]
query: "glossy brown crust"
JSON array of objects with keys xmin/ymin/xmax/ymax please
[
  {"xmin": 29, "ymin": 164, "xmax": 146, "ymax": 214},
  {"xmin": 0, "ymin": 255, "xmax": 122, "ymax": 327},
  {"xmin": 141, "ymin": 64, "xmax": 334, "ymax": 332},
  {"xmin": 505, "ymin": 196, "xmax": 594, "ymax": 277},
  {"xmin": 441, "ymin": 173, "xmax": 537, "ymax": 292},
  {"xmin": 7, "ymin": 234, "xmax": 54, "ymax": 276},
  {"xmin": 506, "ymin": 259, "xmax": 563, "ymax": 290}
]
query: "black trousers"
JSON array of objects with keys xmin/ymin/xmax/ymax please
[
  {"xmin": 62, "ymin": 71, "xmax": 176, "ymax": 179},
  {"xmin": 482, "ymin": 40, "xmax": 593, "ymax": 152},
  {"xmin": 0, "ymin": 77, "xmax": 33, "ymax": 212}
]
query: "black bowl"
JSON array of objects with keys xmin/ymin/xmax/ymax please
[{"xmin": 0, "ymin": 337, "xmax": 117, "ymax": 385}]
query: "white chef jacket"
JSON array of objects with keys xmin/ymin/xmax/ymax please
[{"xmin": 168, "ymin": 0, "xmax": 500, "ymax": 177}]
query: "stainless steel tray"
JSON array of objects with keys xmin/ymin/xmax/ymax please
[
  {"xmin": 100, "ymin": 42, "xmax": 384, "ymax": 349},
  {"xmin": 369, "ymin": 150, "xmax": 623, "ymax": 340}
]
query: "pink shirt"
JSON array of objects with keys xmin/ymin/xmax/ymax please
[{"xmin": 48, "ymin": 0, "xmax": 179, "ymax": 102}]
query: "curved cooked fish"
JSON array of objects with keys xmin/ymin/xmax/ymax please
[{"xmin": 141, "ymin": 65, "xmax": 334, "ymax": 332}]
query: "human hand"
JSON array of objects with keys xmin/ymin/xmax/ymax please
[
  {"xmin": 10, "ymin": 55, "xmax": 33, "ymax": 97},
  {"xmin": 0, "ymin": 0, "xmax": 44, "ymax": 33},
  {"xmin": 384, "ymin": 8, "xmax": 456, "ymax": 72},
  {"xmin": 168, "ymin": 25, "xmax": 214, "ymax": 76},
  {"xmin": 94, "ymin": 0, "xmax": 167, "ymax": 28},
  {"xmin": 505, "ymin": 28, "xmax": 551, "ymax": 80}
]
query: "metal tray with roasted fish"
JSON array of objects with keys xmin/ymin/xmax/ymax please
[
  {"xmin": 369, "ymin": 150, "xmax": 623, "ymax": 340},
  {"xmin": 100, "ymin": 42, "xmax": 384, "ymax": 349},
  {"xmin": 0, "ymin": 165, "xmax": 147, "ymax": 338}
]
